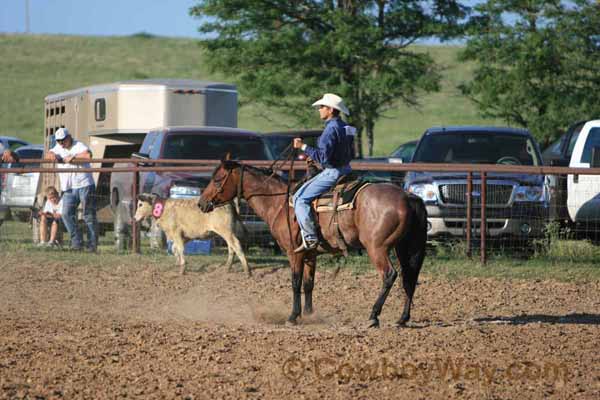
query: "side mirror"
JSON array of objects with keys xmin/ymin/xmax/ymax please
[{"xmin": 591, "ymin": 147, "xmax": 600, "ymax": 168}]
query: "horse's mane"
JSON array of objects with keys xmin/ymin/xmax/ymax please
[{"xmin": 221, "ymin": 160, "xmax": 290, "ymax": 184}]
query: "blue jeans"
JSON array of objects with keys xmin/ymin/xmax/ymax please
[
  {"xmin": 293, "ymin": 166, "xmax": 351, "ymax": 242},
  {"xmin": 61, "ymin": 184, "xmax": 97, "ymax": 250}
]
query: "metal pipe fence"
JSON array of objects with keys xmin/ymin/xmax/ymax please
[{"xmin": 2, "ymin": 158, "xmax": 600, "ymax": 263}]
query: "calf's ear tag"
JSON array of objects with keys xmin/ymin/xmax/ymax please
[{"xmin": 152, "ymin": 201, "xmax": 164, "ymax": 218}]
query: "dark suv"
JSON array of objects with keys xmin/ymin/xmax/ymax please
[{"xmin": 405, "ymin": 126, "xmax": 548, "ymax": 241}]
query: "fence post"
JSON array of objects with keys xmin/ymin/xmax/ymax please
[
  {"xmin": 480, "ymin": 171, "xmax": 487, "ymax": 264},
  {"xmin": 466, "ymin": 172, "xmax": 472, "ymax": 258},
  {"xmin": 132, "ymin": 168, "xmax": 140, "ymax": 254}
]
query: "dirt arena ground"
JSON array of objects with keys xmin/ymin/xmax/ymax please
[{"xmin": 1, "ymin": 255, "xmax": 599, "ymax": 399}]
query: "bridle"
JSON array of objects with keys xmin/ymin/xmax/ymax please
[
  {"xmin": 202, "ymin": 163, "xmax": 245, "ymax": 210},
  {"xmin": 202, "ymin": 150, "xmax": 298, "ymax": 250}
]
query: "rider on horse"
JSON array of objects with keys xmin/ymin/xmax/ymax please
[{"xmin": 292, "ymin": 93, "xmax": 356, "ymax": 253}]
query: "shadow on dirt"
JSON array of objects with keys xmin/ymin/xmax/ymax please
[{"xmin": 474, "ymin": 313, "xmax": 600, "ymax": 325}]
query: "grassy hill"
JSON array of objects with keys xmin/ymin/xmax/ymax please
[{"xmin": 0, "ymin": 34, "xmax": 504, "ymax": 156}]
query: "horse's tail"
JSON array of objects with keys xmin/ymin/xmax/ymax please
[
  {"xmin": 407, "ymin": 193, "xmax": 428, "ymax": 238},
  {"xmin": 393, "ymin": 193, "xmax": 428, "ymax": 326},
  {"xmin": 395, "ymin": 193, "xmax": 428, "ymax": 269}
]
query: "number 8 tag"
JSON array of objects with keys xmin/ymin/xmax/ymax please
[{"xmin": 152, "ymin": 202, "xmax": 164, "ymax": 218}]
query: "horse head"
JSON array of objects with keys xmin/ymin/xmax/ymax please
[{"xmin": 198, "ymin": 154, "xmax": 241, "ymax": 212}]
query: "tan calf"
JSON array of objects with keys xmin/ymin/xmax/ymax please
[{"xmin": 135, "ymin": 194, "xmax": 250, "ymax": 276}]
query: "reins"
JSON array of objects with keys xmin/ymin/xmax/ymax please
[{"xmin": 248, "ymin": 143, "xmax": 299, "ymax": 251}]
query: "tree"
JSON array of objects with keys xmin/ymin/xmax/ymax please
[
  {"xmin": 190, "ymin": 1, "xmax": 468, "ymax": 157},
  {"xmin": 459, "ymin": 0, "xmax": 600, "ymax": 145}
]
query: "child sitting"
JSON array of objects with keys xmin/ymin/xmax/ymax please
[{"xmin": 39, "ymin": 186, "xmax": 63, "ymax": 247}]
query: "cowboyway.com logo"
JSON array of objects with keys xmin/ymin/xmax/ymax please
[{"xmin": 282, "ymin": 356, "xmax": 569, "ymax": 385}]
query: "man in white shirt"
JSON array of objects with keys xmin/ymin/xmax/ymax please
[{"xmin": 45, "ymin": 128, "xmax": 97, "ymax": 252}]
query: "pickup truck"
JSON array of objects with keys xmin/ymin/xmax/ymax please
[
  {"xmin": 110, "ymin": 126, "xmax": 275, "ymax": 249},
  {"xmin": 567, "ymin": 119, "xmax": 600, "ymax": 230},
  {"xmin": 405, "ymin": 126, "xmax": 548, "ymax": 242}
]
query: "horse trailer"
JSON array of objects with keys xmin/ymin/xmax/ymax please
[{"xmin": 37, "ymin": 79, "xmax": 238, "ymax": 234}]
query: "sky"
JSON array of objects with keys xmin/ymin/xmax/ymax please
[
  {"xmin": 0, "ymin": 0, "xmax": 201, "ymax": 38},
  {"xmin": 1, "ymin": 0, "xmax": 484, "ymax": 39}
]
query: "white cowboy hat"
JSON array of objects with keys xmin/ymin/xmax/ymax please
[{"xmin": 312, "ymin": 93, "xmax": 350, "ymax": 116}]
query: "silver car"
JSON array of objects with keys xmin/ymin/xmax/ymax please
[{"xmin": 0, "ymin": 145, "xmax": 44, "ymax": 222}]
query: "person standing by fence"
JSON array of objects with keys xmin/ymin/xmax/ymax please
[{"xmin": 45, "ymin": 128, "xmax": 98, "ymax": 252}]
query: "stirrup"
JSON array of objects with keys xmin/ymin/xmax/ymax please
[{"xmin": 293, "ymin": 239, "xmax": 319, "ymax": 253}]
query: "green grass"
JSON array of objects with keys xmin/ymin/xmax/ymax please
[
  {"xmin": 2, "ymin": 220, "xmax": 598, "ymax": 282},
  {"xmin": 0, "ymin": 34, "xmax": 505, "ymax": 156}
]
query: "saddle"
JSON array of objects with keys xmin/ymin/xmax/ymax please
[
  {"xmin": 289, "ymin": 172, "xmax": 371, "ymax": 212},
  {"xmin": 289, "ymin": 172, "xmax": 371, "ymax": 256}
]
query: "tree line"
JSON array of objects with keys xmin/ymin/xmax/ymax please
[{"xmin": 190, "ymin": 0, "xmax": 600, "ymax": 156}]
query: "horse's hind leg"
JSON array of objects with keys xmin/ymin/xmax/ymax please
[
  {"xmin": 394, "ymin": 238, "xmax": 426, "ymax": 327},
  {"xmin": 303, "ymin": 253, "xmax": 317, "ymax": 315},
  {"xmin": 366, "ymin": 246, "xmax": 398, "ymax": 328}
]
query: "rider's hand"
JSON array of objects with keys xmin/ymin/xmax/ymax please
[{"xmin": 293, "ymin": 138, "xmax": 304, "ymax": 149}]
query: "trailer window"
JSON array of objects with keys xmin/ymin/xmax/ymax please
[{"xmin": 94, "ymin": 99, "xmax": 106, "ymax": 121}]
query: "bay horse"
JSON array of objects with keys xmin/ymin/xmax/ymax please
[{"xmin": 197, "ymin": 159, "xmax": 428, "ymax": 328}]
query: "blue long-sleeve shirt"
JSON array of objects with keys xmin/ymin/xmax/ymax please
[{"xmin": 304, "ymin": 118, "xmax": 354, "ymax": 169}]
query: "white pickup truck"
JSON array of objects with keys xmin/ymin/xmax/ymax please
[{"xmin": 567, "ymin": 119, "xmax": 600, "ymax": 227}]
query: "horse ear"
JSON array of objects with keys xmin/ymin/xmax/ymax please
[{"xmin": 223, "ymin": 152, "xmax": 232, "ymax": 161}]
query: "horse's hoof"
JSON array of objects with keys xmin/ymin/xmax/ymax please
[
  {"xmin": 396, "ymin": 320, "xmax": 408, "ymax": 328},
  {"xmin": 367, "ymin": 319, "xmax": 380, "ymax": 328},
  {"xmin": 285, "ymin": 319, "xmax": 298, "ymax": 327}
]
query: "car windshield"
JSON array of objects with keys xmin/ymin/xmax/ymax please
[
  {"xmin": 163, "ymin": 134, "xmax": 270, "ymax": 160},
  {"xmin": 391, "ymin": 142, "xmax": 417, "ymax": 160},
  {"xmin": 265, "ymin": 135, "xmax": 319, "ymax": 159},
  {"xmin": 412, "ymin": 132, "xmax": 540, "ymax": 166}
]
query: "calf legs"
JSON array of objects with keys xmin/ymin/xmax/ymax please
[
  {"xmin": 214, "ymin": 229, "xmax": 251, "ymax": 276},
  {"xmin": 171, "ymin": 233, "xmax": 187, "ymax": 275}
]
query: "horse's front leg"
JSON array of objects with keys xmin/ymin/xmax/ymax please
[
  {"xmin": 303, "ymin": 253, "xmax": 317, "ymax": 315},
  {"xmin": 287, "ymin": 253, "xmax": 305, "ymax": 325}
]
